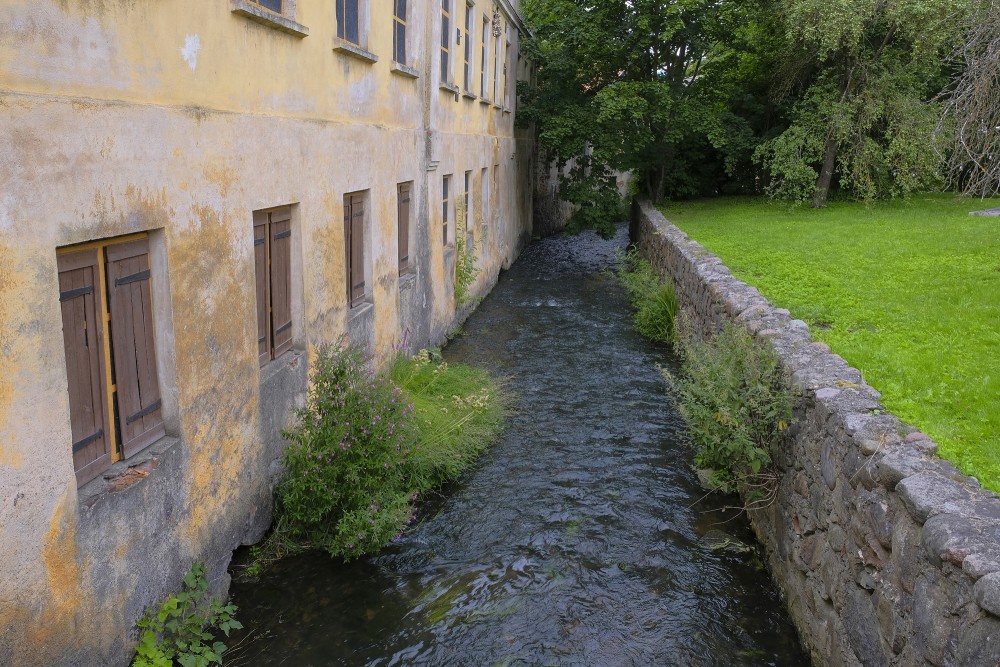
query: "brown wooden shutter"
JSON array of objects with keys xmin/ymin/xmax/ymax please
[
  {"xmin": 106, "ymin": 239, "xmax": 164, "ymax": 459},
  {"xmin": 398, "ymin": 184, "xmax": 411, "ymax": 273},
  {"xmin": 349, "ymin": 195, "xmax": 366, "ymax": 307},
  {"xmin": 58, "ymin": 250, "xmax": 112, "ymax": 486},
  {"xmin": 269, "ymin": 208, "xmax": 293, "ymax": 358},
  {"xmin": 254, "ymin": 212, "xmax": 271, "ymax": 367}
]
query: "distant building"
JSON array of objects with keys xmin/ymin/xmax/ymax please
[{"xmin": 0, "ymin": 1, "xmax": 534, "ymax": 664}]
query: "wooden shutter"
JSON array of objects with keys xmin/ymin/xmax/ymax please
[
  {"xmin": 345, "ymin": 195, "xmax": 366, "ymax": 308},
  {"xmin": 254, "ymin": 212, "xmax": 270, "ymax": 367},
  {"xmin": 269, "ymin": 208, "xmax": 293, "ymax": 359},
  {"xmin": 106, "ymin": 239, "xmax": 164, "ymax": 459},
  {"xmin": 58, "ymin": 250, "xmax": 112, "ymax": 486},
  {"xmin": 398, "ymin": 184, "xmax": 411, "ymax": 273}
]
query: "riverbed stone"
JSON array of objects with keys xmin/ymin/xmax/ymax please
[
  {"xmin": 964, "ymin": 549, "xmax": 1000, "ymax": 578},
  {"xmin": 921, "ymin": 512, "xmax": 987, "ymax": 567},
  {"xmin": 898, "ymin": 472, "xmax": 972, "ymax": 523},
  {"xmin": 877, "ymin": 447, "xmax": 928, "ymax": 489},
  {"xmin": 974, "ymin": 572, "xmax": 1000, "ymax": 616}
]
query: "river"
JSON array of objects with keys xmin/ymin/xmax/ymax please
[{"xmin": 227, "ymin": 227, "xmax": 807, "ymax": 666}]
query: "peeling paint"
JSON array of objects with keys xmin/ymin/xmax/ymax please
[{"xmin": 180, "ymin": 34, "xmax": 200, "ymax": 71}]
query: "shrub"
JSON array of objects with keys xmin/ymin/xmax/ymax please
[
  {"xmin": 249, "ymin": 343, "xmax": 511, "ymax": 571},
  {"xmin": 455, "ymin": 235, "xmax": 481, "ymax": 306},
  {"xmin": 615, "ymin": 248, "xmax": 678, "ymax": 343},
  {"xmin": 276, "ymin": 343, "xmax": 418, "ymax": 560},
  {"xmin": 669, "ymin": 322, "xmax": 793, "ymax": 498},
  {"xmin": 132, "ymin": 562, "xmax": 241, "ymax": 667}
]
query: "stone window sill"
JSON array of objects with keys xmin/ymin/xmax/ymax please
[
  {"xmin": 79, "ymin": 435, "xmax": 180, "ymax": 509},
  {"xmin": 230, "ymin": 0, "xmax": 309, "ymax": 37},
  {"xmin": 391, "ymin": 63, "xmax": 420, "ymax": 79},
  {"xmin": 348, "ymin": 300, "xmax": 374, "ymax": 322},
  {"xmin": 399, "ymin": 271, "xmax": 417, "ymax": 290},
  {"xmin": 462, "ymin": 91, "xmax": 478, "ymax": 100},
  {"xmin": 479, "ymin": 97, "xmax": 491, "ymax": 106},
  {"xmin": 333, "ymin": 39, "xmax": 378, "ymax": 63},
  {"xmin": 440, "ymin": 82, "xmax": 460, "ymax": 96}
]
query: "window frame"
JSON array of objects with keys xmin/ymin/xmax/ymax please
[
  {"xmin": 480, "ymin": 16, "xmax": 490, "ymax": 99},
  {"xmin": 392, "ymin": 0, "xmax": 407, "ymax": 65},
  {"xmin": 343, "ymin": 192, "xmax": 370, "ymax": 309},
  {"xmin": 247, "ymin": 0, "xmax": 283, "ymax": 14},
  {"xmin": 336, "ymin": 0, "xmax": 361, "ymax": 46},
  {"xmin": 463, "ymin": 1, "xmax": 474, "ymax": 93},
  {"xmin": 397, "ymin": 182, "xmax": 414, "ymax": 275},
  {"xmin": 441, "ymin": 0, "xmax": 452, "ymax": 84},
  {"xmin": 442, "ymin": 174, "xmax": 452, "ymax": 246}
]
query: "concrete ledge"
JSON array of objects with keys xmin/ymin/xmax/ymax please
[
  {"xmin": 332, "ymin": 40, "xmax": 378, "ymax": 64},
  {"xmin": 632, "ymin": 197, "xmax": 1000, "ymax": 667},
  {"xmin": 229, "ymin": 0, "xmax": 309, "ymax": 37},
  {"xmin": 390, "ymin": 62, "xmax": 420, "ymax": 79}
]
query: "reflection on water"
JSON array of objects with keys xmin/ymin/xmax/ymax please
[{"xmin": 228, "ymin": 227, "xmax": 807, "ymax": 666}]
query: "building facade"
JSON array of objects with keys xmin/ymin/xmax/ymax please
[{"xmin": 0, "ymin": 1, "xmax": 534, "ymax": 664}]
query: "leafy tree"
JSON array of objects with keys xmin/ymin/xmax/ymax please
[
  {"xmin": 755, "ymin": 0, "xmax": 971, "ymax": 207},
  {"xmin": 520, "ymin": 0, "xmax": 774, "ymax": 234}
]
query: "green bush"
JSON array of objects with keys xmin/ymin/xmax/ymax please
[
  {"xmin": 669, "ymin": 322, "xmax": 793, "ymax": 496},
  {"xmin": 276, "ymin": 343, "xmax": 418, "ymax": 560},
  {"xmin": 132, "ymin": 562, "xmax": 241, "ymax": 667},
  {"xmin": 250, "ymin": 343, "xmax": 511, "ymax": 570},
  {"xmin": 615, "ymin": 248, "xmax": 678, "ymax": 343}
]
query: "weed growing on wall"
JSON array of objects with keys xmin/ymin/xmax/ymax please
[
  {"xmin": 132, "ymin": 562, "xmax": 241, "ymax": 667},
  {"xmin": 250, "ymin": 343, "xmax": 511, "ymax": 571},
  {"xmin": 668, "ymin": 322, "xmax": 793, "ymax": 501},
  {"xmin": 455, "ymin": 235, "xmax": 481, "ymax": 306},
  {"xmin": 615, "ymin": 248, "xmax": 678, "ymax": 344}
]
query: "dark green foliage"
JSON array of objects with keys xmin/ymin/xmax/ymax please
[
  {"xmin": 670, "ymin": 323, "xmax": 793, "ymax": 494},
  {"xmin": 615, "ymin": 249, "xmax": 678, "ymax": 344},
  {"xmin": 132, "ymin": 563, "xmax": 241, "ymax": 667},
  {"xmin": 277, "ymin": 343, "xmax": 417, "ymax": 560},
  {"xmin": 250, "ymin": 344, "xmax": 510, "ymax": 570}
]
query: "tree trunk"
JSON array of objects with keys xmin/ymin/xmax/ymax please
[{"xmin": 812, "ymin": 132, "xmax": 838, "ymax": 208}]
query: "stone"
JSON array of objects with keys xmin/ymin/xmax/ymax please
[
  {"xmin": 829, "ymin": 524, "xmax": 848, "ymax": 553},
  {"xmin": 913, "ymin": 572, "xmax": 953, "ymax": 666},
  {"xmin": 843, "ymin": 586, "xmax": 890, "ymax": 667},
  {"xmin": 954, "ymin": 617, "xmax": 1000, "ymax": 667},
  {"xmin": 974, "ymin": 572, "xmax": 1000, "ymax": 616},
  {"xmin": 816, "ymin": 387, "xmax": 840, "ymax": 401},
  {"xmin": 921, "ymin": 513, "xmax": 986, "ymax": 567},
  {"xmin": 964, "ymin": 550, "xmax": 1000, "ymax": 578},
  {"xmin": 822, "ymin": 439, "xmax": 838, "ymax": 490},
  {"xmin": 878, "ymin": 446, "xmax": 928, "ymax": 489},
  {"xmin": 897, "ymin": 472, "xmax": 972, "ymax": 523}
]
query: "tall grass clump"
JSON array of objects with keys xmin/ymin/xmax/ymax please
[
  {"xmin": 668, "ymin": 322, "xmax": 793, "ymax": 502},
  {"xmin": 615, "ymin": 248, "xmax": 678, "ymax": 344},
  {"xmin": 248, "ymin": 342, "xmax": 510, "ymax": 572}
]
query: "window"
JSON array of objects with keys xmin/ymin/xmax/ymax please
[
  {"xmin": 481, "ymin": 166, "xmax": 489, "ymax": 235},
  {"xmin": 503, "ymin": 26, "xmax": 511, "ymax": 108},
  {"xmin": 463, "ymin": 2, "xmax": 474, "ymax": 92},
  {"xmin": 480, "ymin": 17, "xmax": 490, "ymax": 98},
  {"xmin": 442, "ymin": 174, "xmax": 451, "ymax": 245},
  {"xmin": 493, "ymin": 20, "xmax": 502, "ymax": 102},
  {"xmin": 393, "ymin": 0, "xmax": 407, "ymax": 64},
  {"xmin": 343, "ymin": 193, "xmax": 368, "ymax": 308},
  {"xmin": 441, "ymin": 0, "xmax": 451, "ymax": 83},
  {"xmin": 254, "ymin": 207, "xmax": 294, "ymax": 366},
  {"xmin": 337, "ymin": 0, "xmax": 360, "ymax": 45},
  {"xmin": 249, "ymin": 0, "xmax": 282, "ymax": 13},
  {"xmin": 397, "ymin": 183, "xmax": 413, "ymax": 275},
  {"xmin": 57, "ymin": 235, "xmax": 165, "ymax": 486},
  {"xmin": 464, "ymin": 170, "xmax": 472, "ymax": 245}
]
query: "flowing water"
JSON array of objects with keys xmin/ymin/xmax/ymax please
[{"xmin": 228, "ymin": 228, "xmax": 807, "ymax": 666}]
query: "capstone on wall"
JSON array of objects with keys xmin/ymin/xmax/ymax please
[
  {"xmin": 0, "ymin": 0, "xmax": 533, "ymax": 664},
  {"xmin": 632, "ymin": 199, "xmax": 1000, "ymax": 667}
]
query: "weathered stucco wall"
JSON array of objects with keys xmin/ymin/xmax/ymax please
[
  {"xmin": 0, "ymin": 0, "xmax": 533, "ymax": 664},
  {"xmin": 632, "ymin": 199, "xmax": 1000, "ymax": 667}
]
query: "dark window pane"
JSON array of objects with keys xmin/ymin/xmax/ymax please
[
  {"xmin": 395, "ymin": 23, "xmax": 406, "ymax": 63},
  {"xmin": 336, "ymin": 0, "xmax": 345, "ymax": 38},
  {"xmin": 258, "ymin": 0, "xmax": 282, "ymax": 13},
  {"xmin": 346, "ymin": 0, "xmax": 359, "ymax": 44}
]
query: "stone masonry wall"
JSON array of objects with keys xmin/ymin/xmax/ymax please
[{"xmin": 632, "ymin": 199, "xmax": 1000, "ymax": 667}]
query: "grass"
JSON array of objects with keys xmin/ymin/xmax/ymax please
[{"xmin": 659, "ymin": 194, "xmax": 1000, "ymax": 493}]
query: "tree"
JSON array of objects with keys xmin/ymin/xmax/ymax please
[
  {"xmin": 755, "ymin": 0, "xmax": 971, "ymax": 207},
  {"xmin": 938, "ymin": 1, "xmax": 1000, "ymax": 197},
  {"xmin": 520, "ymin": 0, "xmax": 773, "ymax": 235}
]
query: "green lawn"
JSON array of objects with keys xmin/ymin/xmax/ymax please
[{"xmin": 660, "ymin": 195, "xmax": 1000, "ymax": 493}]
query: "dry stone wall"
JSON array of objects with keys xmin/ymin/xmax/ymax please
[{"xmin": 632, "ymin": 199, "xmax": 1000, "ymax": 667}]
